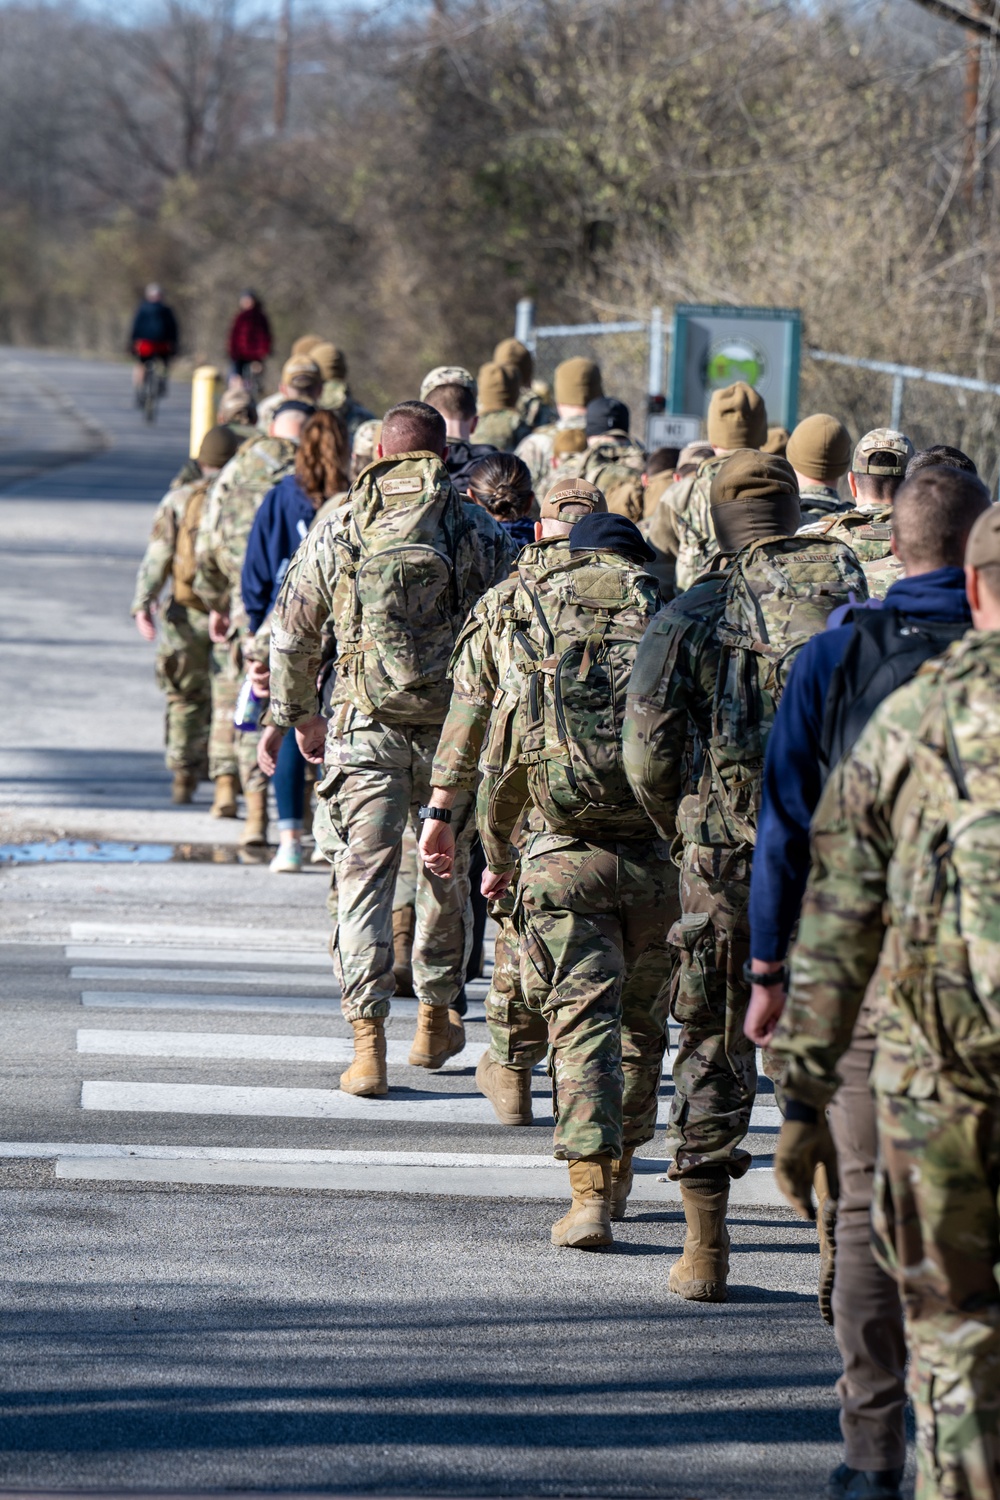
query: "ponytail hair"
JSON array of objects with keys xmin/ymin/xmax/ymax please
[{"xmin": 467, "ymin": 453, "xmax": 533, "ymax": 521}]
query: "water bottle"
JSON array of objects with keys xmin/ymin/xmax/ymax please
[{"xmin": 233, "ymin": 676, "xmax": 266, "ymax": 732}]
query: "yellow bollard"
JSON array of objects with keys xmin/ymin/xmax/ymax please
[{"xmin": 190, "ymin": 366, "xmax": 222, "ymax": 458}]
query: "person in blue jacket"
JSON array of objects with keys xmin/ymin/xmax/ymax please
[
  {"xmin": 745, "ymin": 463, "xmax": 990, "ymax": 1500},
  {"xmin": 243, "ymin": 408, "xmax": 349, "ymax": 872}
]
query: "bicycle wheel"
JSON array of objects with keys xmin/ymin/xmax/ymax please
[{"xmin": 143, "ymin": 362, "xmax": 158, "ymax": 423}]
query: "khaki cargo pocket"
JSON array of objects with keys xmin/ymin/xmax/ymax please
[
  {"xmin": 314, "ymin": 768, "xmax": 347, "ymax": 853},
  {"xmin": 667, "ymin": 910, "xmax": 716, "ymax": 1028},
  {"xmin": 520, "ymin": 915, "xmax": 555, "ymax": 1011}
]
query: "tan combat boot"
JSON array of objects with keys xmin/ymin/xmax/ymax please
[
  {"xmin": 240, "ymin": 788, "xmax": 269, "ymax": 846},
  {"xmin": 610, "ymin": 1147, "xmax": 635, "ymax": 1222},
  {"xmin": 815, "ymin": 1161, "xmax": 837, "ymax": 1326},
  {"xmin": 408, "ymin": 1002, "xmax": 465, "ymax": 1069},
  {"xmin": 211, "ymin": 774, "xmax": 239, "ymax": 819},
  {"xmin": 340, "ymin": 1018, "xmax": 388, "ymax": 1097},
  {"xmin": 172, "ymin": 770, "xmax": 198, "ymax": 805},
  {"xmin": 669, "ymin": 1169, "xmax": 731, "ymax": 1302},
  {"xmin": 476, "ymin": 1050, "xmax": 533, "ymax": 1126},
  {"xmin": 392, "ymin": 905, "xmax": 415, "ymax": 998},
  {"xmin": 551, "ymin": 1157, "xmax": 614, "ymax": 1249}
]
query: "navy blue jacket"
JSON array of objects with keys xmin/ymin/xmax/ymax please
[
  {"xmin": 241, "ymin": 474, "xmax": 315, "ymax": 633},
  {"xmin": 749, "ymin": 567, "xmax": 971, "ymax": 961},
  {"xmin": 501, "ymin": 516, "xmax": 536, "ymax": 553},
  {"xmin": 130, "ymin": 300, "xmax": 179, "ymax": 348}
]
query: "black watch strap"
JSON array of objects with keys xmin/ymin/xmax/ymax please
[
  {"xmin": 743, "ymin": 959, "xmax": 787, "ymax": 988},
  {"xmin": 418, "ymin": 804, "xmax": 452, "ymax": 824}
]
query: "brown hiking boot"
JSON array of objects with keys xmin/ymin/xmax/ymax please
[
  {"xmin": 610, "ymin": 1148, "xmax": 635, "ymax": 1222},
  {"xmin": 669, "ymin": 1169, "xmax": 731, "ymax": 1302},
  {"xmin": 408, "ymin": 1002, "xmax": 465, "ymax": 1069},
  {"xmin": 211, "ymin": 774, "xmax": 239, "ymax": 819},
  {"xmin": 815, "ymin": 1161, "xmax": 837, "ymax": 1326},
  {"xmin": 551, "ymin": 1157, "xmax": 614, "ymax": 1249},
  {"xmin": 172, "ymin": 770, "xmax": 198, "ymax": 805},
  {"xmin": 392, "ymin": 904, "xmax": 415, "ymax": 998},
  {"xmin": 240, "ymin": 788, "xmax": 269, "ymax": 846},
  {"xmin": 339, "ymin": 1018, "xmax": 388, "ymax": 1097},
  {"xmin": 476, "ymin": 1050, "xmax": 533, "ymax": 1126}
]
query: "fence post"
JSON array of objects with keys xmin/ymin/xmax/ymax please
[
  {"xmin": 515, "ymin": 298, "xmax": 536, "ymax": 354},
  {"xmin": 890, "ymin": 374, "xmax": 904, "ymax": 431},
  {"xmin": 647, "ymin": 306, "xmax": 665, "ymax": 397}
]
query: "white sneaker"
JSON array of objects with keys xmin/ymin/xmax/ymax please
[{"xmin": 269, "ymin": 842, "xmax": 303, "ymax": 874}]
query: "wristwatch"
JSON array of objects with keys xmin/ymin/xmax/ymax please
[
  {"xmin": 418, "ymin": 805, "xmax": 452, "ymax": 824},
  {"xmin": 742, "ymin": 959, "xmax": 788, "ymax": 988}
]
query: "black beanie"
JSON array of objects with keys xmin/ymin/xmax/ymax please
[
  {"xmin": 568, "ymin": 512, "xmax": 655, "ymax": 564},
  {"xmin": 585, "ymin": 396, "xmax": 630, "ymax": 438}
]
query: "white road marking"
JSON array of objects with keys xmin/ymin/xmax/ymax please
[
  {"xmin": 72, "ymin": 967, "xmax": 341, "ymax": 989},
  {"xmin": 80, "ymin": 1079, "xmax": 782, "ymax": 1129},
  {"xmin": 66, "ymin": 944, "xmax": 331, "ymax": 967},
  {"xmin": 77, "ymin": 1028, "xmax": 490, "ymax": 1069},
  {"xmin": 70, "ymin": 921, "xmax": 331, "ymax": 949},
  {"xmin": 78, "ymin": 991, "xmax": 489, "ymax": 1020}
]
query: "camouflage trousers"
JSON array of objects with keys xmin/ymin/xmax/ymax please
[
  {"xmin": 665, "ymin": 841, "xmax": 779, "ymax": 1180},
  {"xmin": 873, "ymin": 1083, "xmax": 1000, "ymax": 1500},
  {"xmin": 314, "ymin": 711, "xmax": 476, "ymax": 1022},
  {"xmin": 155, "ymin": 601, "xmax": 211, "ymax": 774},
  {"xmin": 486, "ymin": 898, "xmax": 548, "ymax": 1070},
  {"xmin": 517, "ymin": 829, "xmax": 677, "ymax": 1162},
  {"xmin": 323, "ymin": 814, "xmax": 417, "ymax": 925},
  {"xmin": 210, "ymin": 635, "xmax": 266, "ymax": 791}
]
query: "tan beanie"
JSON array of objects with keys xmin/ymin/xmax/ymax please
[
  {"xmin": 311, "ymin": 342, "xmax": 347, "ymax": 382},
  {"xmin": 786, "ymin": 414, "xmax": 851, "ymax": 483},
  {"xmin": 477, "ymin": 361, "xmax": 519, "ymax": 412},
  {"xmin": 290, "ymin": 334, "xmax": 325, "ymax": 357},
  {"xmin": 707, "ymin": 381, "xmax": 768, "ymax": 450},
  {"xmin": 494, "ymin": 337, "xmax": 533, "ymax": 387},
  {"xmin": 709, "ymin": 449, "xmax": 801, "ymax": 552},
  {"xmin": 198, "ymin": 424, "xmax": 243, "ymax": 470},
  {"xmin": 554, "ymin": 357, "xmax": 603, "ymax": 407},
  {"xmin": 762, "ymin": 425, "xmax": 789, "ymax": 457},
  {"xmin": 540, "ymin": 476, "xmax": 608, "ymax": 520}
]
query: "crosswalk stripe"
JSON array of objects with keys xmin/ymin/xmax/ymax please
[
  {"xmin": 71, "ymin": 966, "xmax": 341, "ymax": 988},
  {"xmin": 80, "ymin": 1079, "xmax": 783, "ymax": 1128},
  {"xmin": 77, "ymin": 1028, "xmax": 491, "ymax": 1068},
  {"xmin": 69, "ymin": 920, "xmax": 331, "ymax": 949},
  {"xmin": 66, "ymin": 944, "xmax": 331, "ymax": 967},
  {"xmin": 79, "ymin": 992, "xmax": 489, "ymax": 1019}
]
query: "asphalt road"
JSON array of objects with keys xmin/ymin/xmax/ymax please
[{"xmin": 0, "ymin": 350, "xmax": 907, "ymax": 1497}]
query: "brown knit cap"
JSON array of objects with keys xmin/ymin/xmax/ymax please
[
  {"xmin": 786, "ymin": 413, "xmax": 852, "ymax": 483},
  {"xmin": 290, "ymin": 334, "xmax": 325, "ymax": 357},
  {"xmin": 540, "ymin": 476, "xmax": 608, "ymax": 520},
  {"xmin": 494, "ymin": 337, "xmax": 533, "ymax": 387},
  {"xmin": 709, "ymin": 449, "xmax": 801, "ymax": 551},
  {"xmin": 311, "ymin": 342, "xmax": 347, "ymax": 382},
  {"xmin": 477, "ymin": 361, "xmax": 519, "ymax": 412},
  {"xmin": 762, "ymin": 425, "xmax": 789, "ymax": 456},
  {"xmin": 553, "ymin": 427, "xmax": 587, "ymax": 457},
  {"xmin": 554, "ymin": 357, "xmax": 603, "ymax": 407},
  {"xmin": 966, "ymin": 505, "xmax": 1000, "ymax": 567},
  {"xmin": 707, "ymin": 381, "xmax": 768, "ymax": 450},
  {"xmin": 198, "ymin": 424, "xmax": 243, "ymax": 470}
]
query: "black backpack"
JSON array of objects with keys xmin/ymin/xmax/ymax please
[{"xmin": 819, "ymin": 607, "xmax": 968, "ymax": 780}]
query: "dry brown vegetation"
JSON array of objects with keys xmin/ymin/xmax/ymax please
[{"xmin": 2, "ymin": 0, "xmax": 1000, "ymax": 477}]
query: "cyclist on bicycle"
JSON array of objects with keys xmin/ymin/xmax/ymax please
[
  {"xmin": 130, "ymin": 283, "xmax": 179, "ymax": 398},
  {"xmin": 227, "ymin": 289, "xmax": 272, "ymax": 392}
]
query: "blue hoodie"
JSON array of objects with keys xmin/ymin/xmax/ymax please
[
  {"xmin": 749, "ymin": 567, "xmax": 971, "ymax": 962},
  {"xmin": 241, "ymin": 473, "xmax": 315, "ymax": 633}
]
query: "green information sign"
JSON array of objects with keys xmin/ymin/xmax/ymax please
[{"xmin": 668, "ymin": 304, "xmax": 801, "ymax": 430}]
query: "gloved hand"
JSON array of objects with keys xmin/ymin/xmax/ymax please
[{"xmin": 774, "ymin": 1116, "xmax": 840, "ymax": 1221}]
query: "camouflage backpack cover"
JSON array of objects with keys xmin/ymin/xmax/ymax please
[
  {"xmin": 483, "ymin": 549, "xmax": 662, "ymax": 841},
  {"xmin": 580, "ymin": 440, "xmax": 646, "ymax": 523},
  {"xmin": 172, "ymin": 478, "xmax": 212, "ymax": 610},
  {"xmin": 883, "ymin": 641, "xmax": 1000, "ymax": 1097},
  {"xmin": 816, "ymin": 506, "xmax": 900, "ymax": 599},
  {"xmin": 695, "ymin": 533, "xmax": 868, "ymax": 843},
  {"xmin": 331, "ymin": 451, "xmax": 477, "ymax": 725}
]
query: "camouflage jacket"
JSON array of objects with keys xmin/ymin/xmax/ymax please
[
  {"xmin": 671, "ymin": 454, "xmax": 729, "ymax": 592},
  {"xmin": 268, "ymin": 458, "xmax": 513, "ymax": 735},
  {"xmin": 515, "ymin": 413, "xmax": 587, "ymax": 489},
  {"xmin": 474, "ymin": 408, "xmax": 532, "ymax": 453},
  {"xmin": 319, "ymin": 382, "xmax": 376, "ymax": 444},
  {"xmin": 169, "ymin": 457, "xmax": 202, "ymax": 491},
  {"xmin": 795, "ymin": 483, "xmax": 851, "ymax": 526},
  {"xmin": 516, "ymin": 386, "xmax": 557, "ymax": 433},
  {"xmin": 815, "ymin": 505, "xmax": 901, "ymax": 598},
  {"xmin": 131, "ymin": 479, "xmax": 207, "ymax": 615},
  {"xmin": 430, "ymin": 538, "xmax": 571, "ymax": 792},
  {"xmin": 772, "ymin": 630, "xmax": 1000, "ymax": 1108},
  {"xmin": 193, "ymin": 436, "xmax": 297, "ymax": 615}
]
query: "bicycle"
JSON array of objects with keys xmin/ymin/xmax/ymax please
[{"xmin": 138, "ymin": 356, "xmax": 167, "ymax": 423}]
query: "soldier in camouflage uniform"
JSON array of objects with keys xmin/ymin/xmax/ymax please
[
  {"xmin": 771, "ymin": 504, "xmax": 1000, "ymax": 1500},
  {"xmin": 474, "ymin": 362, "xmax": 531, "ymax": 452},
  {"xmin": 806, "ymin": 428, "xmax": 914, "ymax": 598},
  {"xmin": 131, "ymin": 425, "xmax": 243, "ymax": 803},
  {"xmin": 460, "ymin": 509, "xmax": 674, "ymax": 1249},
  {"xmin": 269, "ymin": 401, "xmax": 513, "ymax": 1095},
  {"xmin": 575, "ymin": 396, "xmax": 647, "ymax": 521},
  {"xmin": 623, "ymin": 451, "xmax": 867, "ymax": 1301},
  {"xmin": 515, "ymin": 357, "xmax": 603, "ymax": 489},
  {"xmin": 493, "ymin": 337, "xmax": 556, "ymax": 433},
  {"xmin": 665, "ymin": 381, "xmax": 768, "ymax": 591},
  {"xmin": 422, "ymin": 478, "xmax": 610, "ymax": 1128},
  {"xmin": 256, "ymin": 355, "xmax": 323, "ymax": 434},
  {"xmin": 785, "ymin": 413, "xmax": 853, "ymax": 525},
  {"xmin": 312, "ymin": 342, "xmax": 375, "ymax": 446},
  {"xmin": 194, "ymin": 404, "xmax": 306, "ymax": 834},
  {"xmin": 642, "ymin": 443, "xmax": 715, "ymax": 600}
]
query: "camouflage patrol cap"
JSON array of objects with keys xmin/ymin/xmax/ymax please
[
  {"xmin": 852, "ymin": 428, "xmax": 914, "ymax": 477},
  {"xmin": 290, "ymin": 334, "xmax": 325, "ymax": 357},
  {"xmin": 352, "ymin": 418, "xmax": 382, "ymax": 463},
  {"xmin": 311, "ymin": 342, "xmax": 347, "ymax": 382},
  {"xmin": 281, "ymin": 355, "xmax": 323, "ymax": 394},
  {"xmin": 707, "ymin": 381, "xmax": 768, "ymax": 450},
  {"xmin": 217, "ymin": 386, "xmax": 254, "ymax": 424},
  {"xmin": 494, "ymin": 337, "xmax": 533, "ymax": 387},
  {"xmin": 540, "ymin": 476, "xmax": 608, "ymax": 521},
  {"xmin": 964, "ymin": 504, "xmax": 1000, "ymax": 568},
  {"xmin": 477, "ymin": 361, "xmax": 518, "ymax": 412},
  {"xmin": 553, "ymin": 428, "xmax": 587, "ymax": 457},
  {"xmin": 678, "ymin": 441, "xmax": 714, "ymax": 468},
  {"xmin": 419, "ymin": 366, "xmax": 476, "ymax": 403},
  {"xmin": 554, "ymin": 357, "xmax": 603, "ymax": 407}
]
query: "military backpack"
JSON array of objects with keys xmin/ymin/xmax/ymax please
[{"xmin": 172, "ymin": 479, "xmax": 212, "ymax": 612}]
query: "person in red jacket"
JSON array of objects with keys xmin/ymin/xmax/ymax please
[{"xmin": 227, "ymin": 290, "xmax": 272, "ymax": 387}]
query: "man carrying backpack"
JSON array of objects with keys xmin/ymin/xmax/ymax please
[
  {"xmin": 268, "ymin": 401, "xmax": 513, "ymax": 1095},
  {"xmin": 768, "ymin": 501, "xmax": 1000, "ymax": 1500},
  {"xmin": 623, "ymin": 450, "xmax": 867, "ymax": 1303},
  {"xmin": 468, "ymin": 511, "xmax": 674, "ymax": 1249},
  {"xmin": 745, "ymin": 465, "xmax": 989, "ymax": 1500}
]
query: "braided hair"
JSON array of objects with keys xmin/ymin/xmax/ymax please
[{"xmin": 467, "ymin": 453, "xmax": 533, "ymax": 521}]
